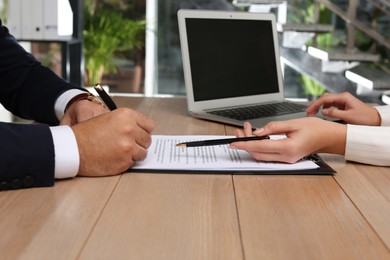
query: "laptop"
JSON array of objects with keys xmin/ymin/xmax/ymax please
[{"xmin": 177, "ymin": 9, "xmax": 308, "ymax": 128}]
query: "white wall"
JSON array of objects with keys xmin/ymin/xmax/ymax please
[{"xmin": 144, "ymin": 0, "xmax": 158, "ymax": 96}]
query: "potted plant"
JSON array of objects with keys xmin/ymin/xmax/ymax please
[{"xmin": 83, "ymin": 0, "xmax": 145, "ymax": 86}]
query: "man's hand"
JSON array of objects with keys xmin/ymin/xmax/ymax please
[
  {"xmin": 61, "ymin": 99, "xmax": 109, "ymax": 126},
  {"xmin": 71, "ymin": 108, "xmax": 155, "ymax": 177}
]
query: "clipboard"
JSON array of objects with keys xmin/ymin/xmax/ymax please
[
  {"xmin": 130, "ymin": 135, "xmax": 335, "ymax": 175},
  {"xmin": 228, "ymin": 154, "xmax": 336, "ymax": 175}
]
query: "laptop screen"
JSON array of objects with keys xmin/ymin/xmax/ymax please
[{"xmin": 185, "ymin": 18, "xmax": 279, "ymax": 102}]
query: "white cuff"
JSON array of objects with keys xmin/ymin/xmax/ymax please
[
  {"xmin": 375, "ymin": 106, "xmax": 390, "ymax": 126},
  {"xmin": 49, "ymin": 125, "xmax": 80, "ymax": 179},
  {"xmin": 55, "ymin": 89, "xmax": 87, "ymax": 120}
]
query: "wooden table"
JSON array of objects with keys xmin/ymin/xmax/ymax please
[{"xmin": 1, "ymin": 96, "xmax": 389, "ymax": 260}]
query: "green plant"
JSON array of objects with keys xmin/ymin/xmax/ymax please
[
  {"xmin": 288, "ymin": 0, "xmax": 339, "ymax": 99},
  {"xmin": 301, "ymin": 75, "xmax": 326, "ymax": 98},
  {"xmin": 83, "ymin": 1, "xmax": 145, "ymax": 86}
]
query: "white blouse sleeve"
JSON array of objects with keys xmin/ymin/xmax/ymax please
[
  {"xmin": 345, "ymin": 124, "xmax": 390, "ymax": 166},
  {"xmin": 375, "ymin": 105, "xmax": 390, "ymax": 126}
]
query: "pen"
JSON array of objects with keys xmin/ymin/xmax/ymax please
[
  {"xmin": 176, "ymin": 136, "xmax": 270, "ymax": 147},
  {"xmin": 94, "ymin": 84, "xmax": 117, "ymax": 111}
]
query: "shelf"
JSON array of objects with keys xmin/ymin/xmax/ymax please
[
  {"xmin": 279, "ymin": 47, "xmax": 383, "ymax": 103},
  {"xmin": 307, "ymin": 46, "xmax": 380, "ymax": 62},
  {"xmin": 280, "ymin": 23, "xmax": 334, "ymax": 33},
  {"xmin": 345, "ymin": 64, "xmax": 390, "ymax": 90}
]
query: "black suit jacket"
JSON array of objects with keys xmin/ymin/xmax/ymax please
[{"xmin": 0, "ymin": 19, "xmax": 84, "ymax": 190}]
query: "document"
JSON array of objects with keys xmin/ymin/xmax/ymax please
[{"xmin": 132, "ymin": 135, "xmax": 319, "ymax": 172}]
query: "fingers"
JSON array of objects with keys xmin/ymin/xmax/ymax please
[
  {"xmin": 131, "ymin": 145, "xmax": 148, "ymax": 161},
  {"xmin": 232, "ymin": 138, "xmax": 287, "ymax": 154},
  {"xmin": 122, "ymin": 109, "xmax": 154, "ymax": 150},
  {"xmin": 306, "ymin": 92, "xmax": 349, "ymax": 116},
  {"xmin": 234, "ymin": 129, "xmax": 246, "ymax": 138},
  {"xmin": 257, "ymin": 120, "xmax": 295, "ymax": 137},
  {"xmin": 230, "ymin": 119, "xmax": 310, "ymax": 164},
  {"xmin": 231, "ymin": 138, "xmax": 302, "ymax": 163},
  {"xmin": 118, "ymin": 109, "xmax": 154, "ymax": 161},
  {"xmin": 243, "ymin": 121, "xmax": 253, "ymax": 136},
  {"xmin": 233, "ymin": 122, "xmax": 256, "ymax": 138},
  {"xmin": 122, "ymin": 123, "xmax": 150, "ymax": 161},
  {"xmin": 132, "ymin": 127, "xmax": 153, "ymax": 156},
  {"xmin": 305, "ymin": 94, "xmax": 327, "ymax": 116},
  {"xmin": 233, "ymin": 120, "xmax": 294, "ymax": 142},
  {"xmin": 231, "ymin": 121, "xmax": 293, "ymax": 152},
  {"xmin": 135, "ymin": 111, "xmax": 155, "ymax": 134},
  {"xmin": 321, "ymin": 106, "xmax": 346, "ymax": 119}
]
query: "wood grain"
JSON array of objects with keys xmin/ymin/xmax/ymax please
[
  {"xmin": 79, "ymin": 173, "xmax": 243, "ymax": 260},
  {"xmin": 234, "ymin": 174, "xmax": 390, "ymax": 259},
  {"xmin": 0, "ymin": 176, "xmax": 119, "ymax": 260},
  {"xmin": 328, "ymin": 155, "xmax": 390, "ymax": 251}
]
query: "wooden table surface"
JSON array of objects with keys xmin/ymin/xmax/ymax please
[{"xmin": 1, "ymin": 96, "xmax": 389, "ymax": 260}]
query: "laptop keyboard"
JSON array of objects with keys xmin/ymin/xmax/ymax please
[{"xmin": 207, "ymin": 102, "xmax": 307, "ymax": 121}]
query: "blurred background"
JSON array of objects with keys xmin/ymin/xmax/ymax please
[{"xmin": 0, "ymin": 0, "xmax": 389, "ymax": 102}]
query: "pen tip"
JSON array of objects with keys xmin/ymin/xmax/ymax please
[{"xmin": 176, "ymin": 144, "xmax": 186, "ymax": 147}]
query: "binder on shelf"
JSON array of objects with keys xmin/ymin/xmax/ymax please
[
  {"xmin": 44, "ymin": 0, "xmax": 73, "ymax": 40},
  {"xmin": 20, "ymin": 0, "xmax": 33, "ymax": 39},
  {"xmin": 7, "ymin": 0, "xmax": 73, "ymax": 41},
  {"xmin": 30, "ymin": 0, "xmax": 44, "ymax": 40},
  {"xmin": 56, "ymin": 0, "xmax": 73, "ymax": 38},
  {"xmin": 7, "ymin": 0, "xmax": 21, "ymax": 39}
]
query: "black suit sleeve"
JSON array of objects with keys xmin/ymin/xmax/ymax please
[
  {"xmin": 0, "ymin": 19, "xmax": 84, "ymax": 125},
  {"xmin": 0, "ymin": 19, "xmax": 83, "ymax": 190},
  {"xmin": 0, "ymin": 122, "xmax": 55, "ymax": 190}
]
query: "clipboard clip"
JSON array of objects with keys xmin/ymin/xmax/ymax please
[{"xmin": 301, "ymin": 154, "xmax": 321, "ymax": 163}]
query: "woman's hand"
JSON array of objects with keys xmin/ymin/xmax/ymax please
[
  {"xmin": 230, "ymin": 119, "xmax": 347, "ymax": 163},
  {"xmin": 306, "ymin": 92, "xmax": 381, "ymax": 126}
]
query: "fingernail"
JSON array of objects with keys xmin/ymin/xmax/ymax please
[{"xmin": 253, "ymin": 128, "xmax": 264, "ymax": 135}]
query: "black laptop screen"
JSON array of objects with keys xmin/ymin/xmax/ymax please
[{"xmin": 185, "ymin": 18, "xmax": 280, "ymax": 102}]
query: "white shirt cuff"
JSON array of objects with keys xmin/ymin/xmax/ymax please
[
  {"xmin": 375, "ymin": 106, "xmax": 390, "ymax": 126},
  {"xmin": 55, "ymin": 89, "xmax": 87, "ymax": 120},
  {"xmin": 49, "ymin": 125, "xmax": 80, "ymax": 179}
]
